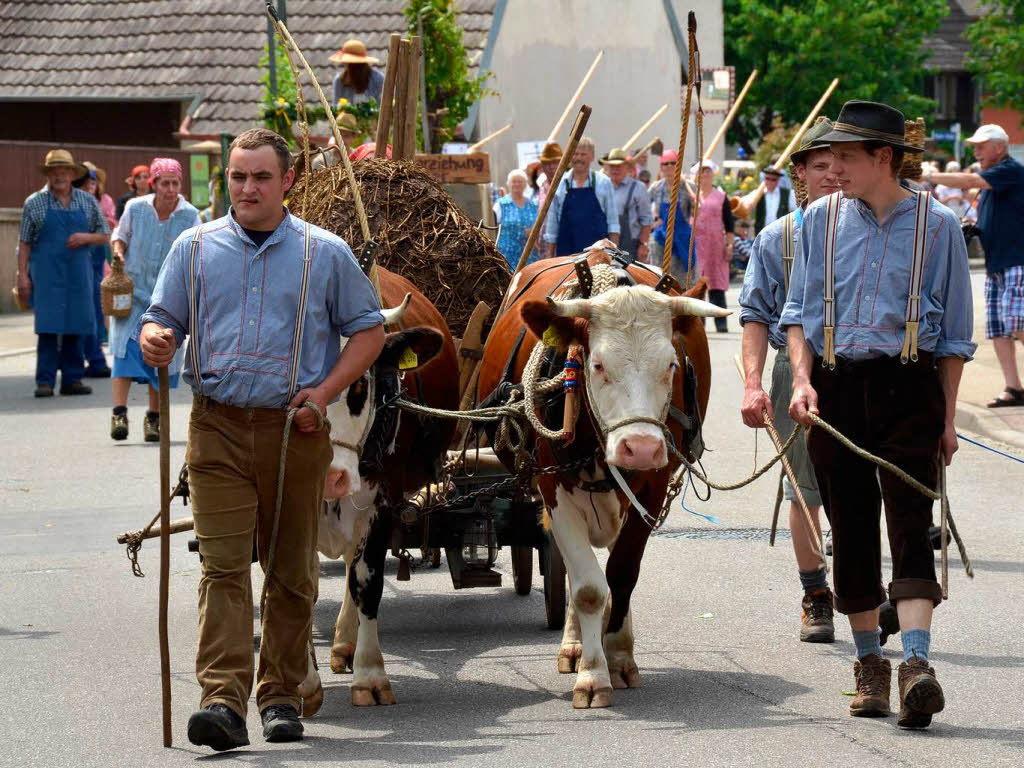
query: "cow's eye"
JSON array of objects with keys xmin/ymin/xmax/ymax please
[{"xmin": 592, "ymin": 361, "xmax": 604, "ymax": 373}]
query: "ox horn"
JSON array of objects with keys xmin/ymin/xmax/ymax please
[
  {"xmin": 545, "ymin": 296, "xmax": 591, "ymax": 320},
  {"xmin": 381, "ymin": 293, "xmax": 412, "ymax": 326},
  {"xmin": 668, "ymin": 296, "xmax": 732, "ymax": 318}
]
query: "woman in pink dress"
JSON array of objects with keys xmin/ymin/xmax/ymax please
[{"xmin": 691, "ymin": 161, "xmax": 735, "ymax": 332}]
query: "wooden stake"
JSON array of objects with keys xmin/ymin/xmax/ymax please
[
  {"xmin": 375, "ymin": 33, "xmax": 402, "ymax": 151},
  {"xmin": 622, "ymin": 103, "xmax": 668, "ymax": 153},
  {"xmin": 158, "ymin": 365, "xmax": 172, "ymax": 747},
  {"xmin": 392, "ymin": 39, "xmax": 411, "ymax": 159},
  {"xmin": 404, "ymin": 36, "xmax": 421, "ymax": 158},
  {"xmin": 467, "ymin": 122, "xmax": 512, "ymax": 153},
  {"xmin": 703, "ymin": 68, "xmax": 758, "ymax": 160},
  {"xmin": 548, "ymin": 51, "xmax": 603, "ymax": 142}
]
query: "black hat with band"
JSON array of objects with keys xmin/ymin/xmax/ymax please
[{"xmin": 818, "ymin": 100, "xmax": 924, "ymax": 153}]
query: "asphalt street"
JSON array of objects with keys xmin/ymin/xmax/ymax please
[{"xmin": 1, "ymin": 285, "xmax": 1022, "ymax": 768}]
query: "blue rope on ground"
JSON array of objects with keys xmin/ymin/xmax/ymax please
[
  {"xmin": 956, "ymin": 432, "xmax": 1024, "ymax": 465},
  {"xmin": 679, "ymin": 471, "xmax": 721, "ymax": 524}
]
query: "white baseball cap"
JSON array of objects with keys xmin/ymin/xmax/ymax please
[{"xmin": 965, "ymin": 124, "xmax": 1009, "ymax": 144}]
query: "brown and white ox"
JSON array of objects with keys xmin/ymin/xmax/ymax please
[
  {"xmin": 299, "ymin": 267, "xmax": 459, "ymax": 712},
  {"xmin": 477, "ymin": 252, "xmax": 725, "ymax": 708}
]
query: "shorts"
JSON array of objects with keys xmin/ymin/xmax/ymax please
[
  {"xmin": 768, "ymin": 350, "xmax": 822, "ymax": 508},
  {"xmin": 985, "ymin": 265, "xmax": 1024, "ymax": 339}
]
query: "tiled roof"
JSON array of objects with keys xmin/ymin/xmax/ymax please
[
  {"xmin": 0, "ymin": 0, "xmax": 496, "ymax": 136},
  {"xmin": 923, "ymin": 0, "xmax": 982, "ymax": 73}
]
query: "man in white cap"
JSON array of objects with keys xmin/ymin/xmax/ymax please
[{"xmin": 925, "ymin": 124, "xmax": 1024, "ymax": 407}]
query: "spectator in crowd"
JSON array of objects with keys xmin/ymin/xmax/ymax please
[
  {"xmin": 638, "ymin": 168, "xmax": 651, "ymax": 185},
  {"xmin": 601, "ymin": 147, "xmax": 653, "ymax": 262},
  {"xmin": 524, "ymin": 161, "xmax": 541, "ymax": 200},
  {"xmin": 74, "ymin": 162, "xmax": 115, "ymax": 377},
  {"xmin": 116, "ymin": 165, "xmax": 150, "ymax": 220},
  {"xmin": 925, "ymin": 123, "xmax": 1024, "ymax": 407},
  {"xmin": 544, "ymin": 137, "xmax": 619, "ymax": 257},
  {"xmin": 731, "ymin": 218, "xmax": 754, "ymax": 276},
  {"xmin": 648, "ymin": 149, "xmax": 693, "ymax": 276},
  {"xmin": 933, "ymin": 161, "xmax": 975, "ymax": 221},
  {"xmin": 755, "ymin": 167, "xmax": 797, "ymax": 234},
  {"xmin": 15, "ymin": 149, "xmax": 110, "ymax": 397},
  {"xmin": 109, "ymin": 158, "xmax": 200, "ymax": 441},
  {"xmin": 691, "ymin": 160, "xmax": 735, "ymax": 332},
  {"xmin": 535, "ymin": 141, "xmax": 562, "ymax": 209},
  {"xmin": 493, "ymin": 169, "xmax": 540, "ymax": 270},
  {"xmin": 330, "ymin": 39, "xmax": 384, "ymax": 107}
]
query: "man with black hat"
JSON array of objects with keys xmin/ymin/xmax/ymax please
[
  {"xmin": 739, "ymin": 117, "xmax": 839, "ymax": 646},
  {"xmin": 15, "ymin": 149, "xmax": 111, "ymax": 397},
  {"xmin": 781, "ymin": 101, "xmax": 975, "ymax": 729},
  {"xmin": 601, "ymin": 147, "xmax": 653, "ymax": 262},
  {"xmin": 754, "ymin": 165, "xmax": 797, "ymax": 235}
]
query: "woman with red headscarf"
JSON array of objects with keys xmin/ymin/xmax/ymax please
[{"xmin": 108, "ymin": 158, "xmax": 200, "ymax": 441}]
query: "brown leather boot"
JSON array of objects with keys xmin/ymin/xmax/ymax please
[
  {"xmin": 849, "ymin": 654, "xmax": 891, "ymax": 717},
  {"xmin": 800, "ymin": 588, "xmax": 835, "ymax": 643},
  {"xmin": 898, "ymin": 656, "xmax": 944, "ymax": 729}
]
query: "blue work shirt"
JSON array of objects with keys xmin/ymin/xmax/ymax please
[
  {"xmin": 780, "ymin": 192, "xmax": 976, "ymax": 361},
  {"xmin": 140, "ymin": 209, "xmax": 384, "ymax": 408},
  {"xmin": 543, "ymin": 170, "xmax": 620, "ymax": 244},
  {"xmin": 978, "ymin": 156, "xmax": 1024, "ymax": 274},
  {"xmin": 739, "ymin": 208, "xmax": 802, "ymax": 349}
]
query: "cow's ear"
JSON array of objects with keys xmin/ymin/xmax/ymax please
[
  {"xmin": 378, "ymin": 327, "xmax": 444, "ymax": 372},
  {"xmin": 521, "ymin": 300, "xmax": 576, "ymax": 351}
]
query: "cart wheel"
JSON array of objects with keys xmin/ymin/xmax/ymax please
[
  {"xmin": 542, "ymin": 537, "xmax": 567, "ymax": 630},
  {"xmin": 510, "ymin": 546, "xmax": 533, "ymax": 596}
]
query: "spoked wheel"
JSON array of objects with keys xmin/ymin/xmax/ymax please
[
  {"xmin": 542, "ymin": 536, "xmax": 567, "ymax": 630},
  {"xmin": 510, "ymin": 545, "xmax": 533, "ymax": 595}
]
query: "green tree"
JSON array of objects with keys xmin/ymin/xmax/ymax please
[
  {"xmin": 405, "ymin": 0, "xmax": 490, "ymax": 148},
  {"xmin": 724, "ymin": 0, "xmax": 947, "ymax": 152},
  {"xmin": 966, "ymin": 0, "xmax": 1024, "ymax": 118}
]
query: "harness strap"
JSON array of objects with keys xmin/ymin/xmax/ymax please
[
  {"xmin": 900, "ymin": 192, "xmax": 930, "ymax": 364},
  {"xmin": 821, "ymin": 192, "xmax": 842, "ymax": 369},
  {"xmin": 187, "ymin": 226, "xmax": 203, "ymax": 390},
  {"xmin": 286, "ymin": 222, "xmax": 313, "ymax": 401},
  {"xmin": 781, "ymin": 210, "xmax": 796, "ymax": 294}
]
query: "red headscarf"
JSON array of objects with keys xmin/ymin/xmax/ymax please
[{"xmin": 148, "ymin": 157, "xmax": 183, "ymax": 185}]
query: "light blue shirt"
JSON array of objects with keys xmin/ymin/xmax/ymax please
[
  {"xmin": 739, "ymin": 208, "xmax": 802, "ymax": 349},
  {"xmin": 779, "ymin": 192, "xmax": 976, "ymax": 362},
  {"xmin": 140, "ymin": 209, "xmax": 384, "ymax": 408},
  {"xmin": 543, "ymin": 169, "xmax": 620, "ymax": 244}
]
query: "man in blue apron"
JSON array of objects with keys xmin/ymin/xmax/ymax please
[
  {"xmin": 15, "ymin": 149, "xmax": 111, "ymax": 397},
  {"xmin": 543, "ymin": 137, "xmax": 619, "ymax": 257}
]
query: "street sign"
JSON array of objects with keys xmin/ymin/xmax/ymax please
[
  {"xmin": 414, "ymin": 153, "xmax": 491, "ymax": 184},
  {"xmin": 932, "ymin": 130, "xmax": 956, "ymax": 142}
]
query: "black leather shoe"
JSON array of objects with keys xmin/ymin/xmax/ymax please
[
  {"xmin": 187, "ymin": 704, "xmax": 249, "ymax": 751},
  {"xmin": 34, "ymin": 385, "xmax": 54, "ymax": 398},
  {"xmin": 261, "ymin": 704, "xmax": 303, "ymax": 742},
  {"xmin": 84, "ymin": 365, "xmax": 111, "ymax": 378},
  {"xmin": 59, "ymin": 381, "xmax": 92, "ymax": 395}
]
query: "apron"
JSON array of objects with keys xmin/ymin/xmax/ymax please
[
  {"xmin": 28, "ymin": 199, "xmax": 96, "ymax": 336},
  {"xmin": 495, "ymin": 195, "xmax": 539, "ymax": 270},
  {"xmin": 556, "ymin": 172, "xmax": 608, "ymax": 256},
  {"xmin": 694, "ymin": 185, "xmax": 729, "ymax": 291},
  {"xmin": 617, "ymin": 180, "xmax": 639, "ymax": 258},
  {"xmin": 653, "ymin": 188, "xmax": 694, "ymax": 274}
]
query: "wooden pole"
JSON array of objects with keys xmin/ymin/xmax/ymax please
[
  {"xmin": 375, "ymin": 33, "xmax": 402, "ymax": 151},
  {"xmin": 416, "ymin": 11, "xmax": 431, "ymax": 153},
  {"xmin": 622, "ymin": 103, "xmax": 668, "ymax": 153},
  {"xmin": 467, "ymin": 122, "xmax": 512, "ymax": 153},
  {"xmin": 513, "ymin": 105, "xmax": 592, "ymax": 276},
  {"xmin": 392, "ymin": 39, "xmax": 411, "ymax": 159},
  {"xmin": 548, "ymin": 51, "xmax": 603, "ymax": 142},
  {"xmin": 703, "ymin": 68, "xmax": 758, "ymax": 160},
  {"xmin": 732, "ymin": 77, "xmax": 839, "ymax": 217},
  {"xmin": 157, "ymin": 365, "xmax": 172, "ymax": 747},
  {"xmin": 404, "ymin": 36, "xmax": 421, "ymax": 158}
]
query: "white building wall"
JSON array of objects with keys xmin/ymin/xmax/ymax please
[{"xmin": 477, "ymin": 0, "xmax": 725, "ymax": 185}]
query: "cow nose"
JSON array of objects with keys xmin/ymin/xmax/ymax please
[
  {"xmin": 612, "ymin": 435, "xmax": 666, "ymax": 469},
  {"xmin": 323, "ymin": 468, "xmax": 352, "ymax": 500}
]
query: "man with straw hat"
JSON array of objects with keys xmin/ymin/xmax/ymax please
[
  {"xmin": 139, "ymin": 128, "xmax": 384, "ymax": 751},
  {"xmin": 601, "ymin": 147, "xmax": 653, "ymax": 262},
  {"xmin": 782, "ymin": 101, "xmax": 975, "ymax": 729},
  {"xmin": 739, "ymin": 117, "xmax": 838, "ymax": 646},
  {"xmin": 15, "ymin": 148, "xmax": 111, "ymax": 397},
  {"xmin": 330, "ymin": 38, "xmax": 384, "ymax": 107}
]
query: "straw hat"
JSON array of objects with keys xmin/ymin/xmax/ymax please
[
  {"xmin": 39, "ymin": 148, "xmax": 86, "ymax": 177},
  {"xmin": 82, "ymin": 161, "xmax": 106, "ymax": 189},
  {"xmin": 599, "ymin": 147, "xmax": 629, "ymax": 166},
  {"xmin": 338, "ymin": 112, "xmax": 359, "ymax": 134},
  {"xmin": 329, "ymin": 39, "xmax": 380, "ymax": 66},
  {"xmin": 538, "ymin": 142, "xmax": 563, "ymax": 163}
]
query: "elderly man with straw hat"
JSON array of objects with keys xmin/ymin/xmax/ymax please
[
  {"xmin": 601, "ymin": 147, "xmax": 653, "ymax": 262},
  {"xmin": 739, "ymin": 117, "xmax": 839, "ymax": 646},
  {"xmin": 782, "ymin": 101, "xmax": 975, "ymax": 730},
  {"xmin": 331, "ymin": 38, "xmax": 384, "ymax": 107},
  {"xmin": 16, "ymin": 149, "xmax": 111, "ymax": 397}
]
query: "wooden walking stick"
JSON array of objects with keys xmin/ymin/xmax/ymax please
[
  {"xmin": 157, "ymin": 363, "xmax": 172, "ymax": 747},
  {"xmin": 548, "ymin": 51, "xmax": 603, "ymax": 142},
  {"xmin": 622, "ymin": 104, "xmax": 668, "ymax": 153}
]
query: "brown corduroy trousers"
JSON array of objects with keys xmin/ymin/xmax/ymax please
[{"xmin": 187, "ymin": 395, "xmax": 331, "ymax": 718}]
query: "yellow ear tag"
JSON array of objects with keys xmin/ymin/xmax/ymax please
[
  {"xmin": 542, "ymin": 324, "xmax": 564, "ymax": 348},
  {"xmin": 398, "ymin": 347, "xmax": 419, "ymax": 370}
]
